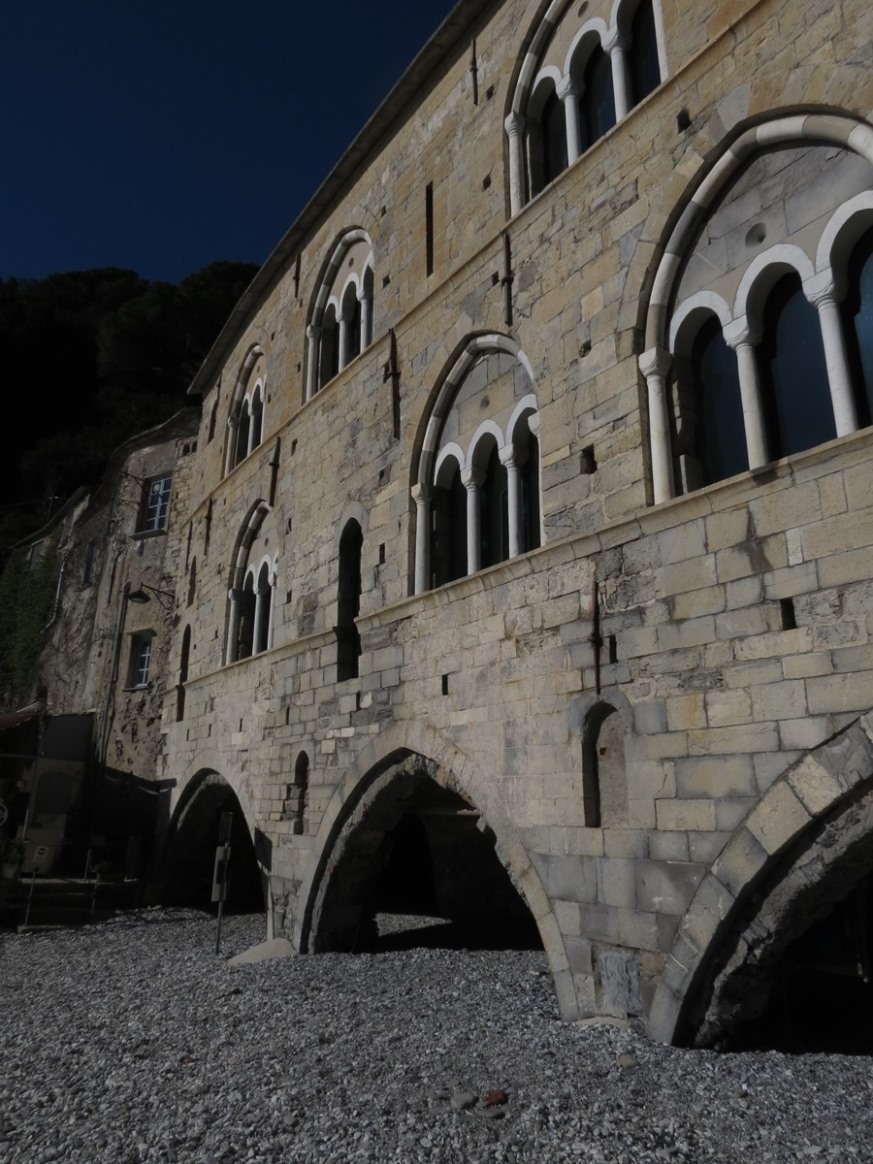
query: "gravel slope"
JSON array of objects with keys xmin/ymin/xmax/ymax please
[{"xmin": 2, "ymin": 909, "xmax": 872, "ymax": 1163}]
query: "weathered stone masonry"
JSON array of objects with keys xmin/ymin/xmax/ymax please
[{"xmin": 37, "ymin": 0, "xmax": 873, "ymax": 1043}]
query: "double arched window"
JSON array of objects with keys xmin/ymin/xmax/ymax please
[
  {"xmin": 225, "ymin": 502, "xmax": 277, "ymax": 664},
  {"xmin": 507, "ymin": 0, "xmax": 665, "ymax": 211},
  {"xmin": 225, "ymin": 346, "xmax": 266, "ymax": 474},
  {"xmin": 413, "ymin": 338, "xmax": 542, "ymax": 593},
  {"xmin": 305, "ymin": 231, "xmax": 375, "ymax": 400}
]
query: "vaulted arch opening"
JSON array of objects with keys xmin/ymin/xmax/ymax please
[
  {"xmin": 677, "ymin": 768, "xmax": 873, "ymax": 1054},
  {"xmin": 304, "ymin": 757, "xmax": 542, "ymax": 954},
  {"xmin": 162, "ymin": 773, "xmax": 263, "ymax": 914}
]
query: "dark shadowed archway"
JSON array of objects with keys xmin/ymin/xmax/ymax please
[
  {"xmin": 302, "ymin": 752, "xmax": 542, "ymax": 954},
  {"xmin": 162, "ymin": 771, "xmax": 264, "ymax": 913}
]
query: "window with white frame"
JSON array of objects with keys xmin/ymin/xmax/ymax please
[
  {"xmin": 507, "ymin": 0, "xmax": 666, "ymax": 211},
  {"xmin": 305, "ymin": 232, "xmax": 375, "ymax": 400},
  {"xmin": 127, "ymin": 632, "xmax": 154, "ymax": 688},
  {"xmin": 640, "ymin": 125, "xmax": 873, "ymax": 502},
  {"xmin": 225, "ymin": 346, "xmax": 267, "ymax": 475},
  {"xmin": 138, "ymin": 476, "xmax": 172, "ymax": 533},
  {"xmin": 413, "ymin": 339, "xmax": 542, "ymax": 593}
]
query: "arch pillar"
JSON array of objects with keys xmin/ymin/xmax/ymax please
[
  {"xmin": 639, "ymin": 346, "xmax": 674, "ymax": 502},
  {"xmin": 804, "ymin": 271, "xmax": 859, "ymax": 437},
  {"xmin": 724, "ymin": 320, "xmax": 770, "ymax": 470}
]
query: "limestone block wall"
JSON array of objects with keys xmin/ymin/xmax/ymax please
[{"xmin": 149, "ymin": 0, "xmax": 873, "ymax": 1040}]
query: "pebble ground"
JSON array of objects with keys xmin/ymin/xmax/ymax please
[{"xmin": 2, "ymin": 909, "xmax": 872, "ymax": 1163}]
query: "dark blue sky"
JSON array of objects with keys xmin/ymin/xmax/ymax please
[{"xmin": 1, "ymin": 1, "xmax": 458, "ymax": 284}]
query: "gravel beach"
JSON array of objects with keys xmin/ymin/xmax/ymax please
[{"xmin": 2, "ymin": 909, "xmax": 872, "ymax": 1163}]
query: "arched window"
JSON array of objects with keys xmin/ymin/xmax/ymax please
[
  {"xmin": 691, "ymin": 316, "xmax": 747, "ymax": 485},
  {"xmin": 478, "ymin": 441, "xmax": 509, "ymax": 571},
  {"xmin": 578, "ymin": 46, "xmax": 616, "ymax": 153},
  {"xmin": 581, "ymin": 704, "xmax": 628, "ymax": 828},
  {"xmin": 843, "ymin": 227, "xmax": 873, "ymax": 428},
  {"xmin": 337, "ymin": 520, "xmax": 363, "ymax": 682},
  {"xmin": 226, "ymin": 347, "xmax": 267, "ymax": 474},
  {"xmin": 759, "ymin": 274, "xmax": 836, "ymax": 460},
  {"xmin": 225, "ymin": 504, "xmax": 276, "ymax": 664},
  {"xmin": 307, "ymin": 233, "xmax": 375, "ymax": 399},
  {"xmin": 414, "ymin": 342, "xmax": 542, "ymax": 592},
  {"xmin": 254, "ymin": 562, "xmax": 272, "ymax": 655},
  {"xmin": 319, "ymin": 304, "xmax": 339, "ymax": 390},
  {"xmin": 627, "ymin": 0, "xmax": 660, "ymax": 108},
  {"xmin": 529, "ymin": 85, "xmax": 568, "ymax": 198},
  {"xmin": 431, "ymin": 456, "xmax": 467, "ymax": 589}
]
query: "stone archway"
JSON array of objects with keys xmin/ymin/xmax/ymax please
[
  {"xmin": 301, "ymin": 752, "xmax": 543, "ymax": 955},
  {"xmin": 649, "ymin": 713, "xmax": 873, "ymax": 1049},
  {"xmin": 162, "ymin": 770, "xmax": 264, "ymax": 913}
]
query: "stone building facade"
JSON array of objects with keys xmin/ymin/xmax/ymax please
[{"xmin": 28, "ymin": 0, "xmax": 873, "ymax": 1044}]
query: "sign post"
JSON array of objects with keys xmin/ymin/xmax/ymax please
[{"xmin": 212, "ymin": 811, "xmax": 233, "ymax": 955}]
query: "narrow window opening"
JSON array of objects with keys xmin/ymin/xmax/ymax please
[
  {"xmin": 425, "ymin": 182, "xmax": 434, "ymax": 277},
  {"xmin": 780, "ymin": 598, "xmax": 797, "ymax": 631},
  {"xmin": 337, "ymin": 520, "xmax": 363, "ymax": 681},
  {"xmin": 442, "ymin": 674, "xmax": 449, "ymax": 696}
]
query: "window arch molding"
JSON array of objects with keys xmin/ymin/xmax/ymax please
[
  {"xmin": 305, "ymin": 229, "xmax": 375, "ymax": 401},
  {"xmin": 225, "ymin": 500, "xmax": 278, "ymax": 664},
  {"xmin": 817, "ymin": 190, "xmax": 873, "ymax": 279},
  {"xmin": 224, "ymin": 344, "xmax": 266, "ymax": 475},
  {"xmin": 506, "ymin": 0, "xmax": 665, "ymax": 213},
  {"xmin": 411, "ymin": 334, "xmax": 542, "ymax": 594},
  {"xmin": 640, "ymin": 112, "xmax": 873, "ymax": 504}
]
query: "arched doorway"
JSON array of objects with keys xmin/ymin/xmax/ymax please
[
  {"xmin": 303, "ymin": 754, "xmax": 542, "ymax": 953},
  {"xmin": 162, "ymin": 772, "xmax": 264, "ymax": 914}
]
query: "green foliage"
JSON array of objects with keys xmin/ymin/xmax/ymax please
[{"xmin": 0, "ymin": 541, "xmax": 59, "ymax": 705}]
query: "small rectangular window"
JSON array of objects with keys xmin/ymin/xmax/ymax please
[
  {"xmin": 128, "ymin": 633, "xmax": 154, "ymax": 688},
  {"xmin": 139, "ymin": 476, "xmax": 172, "ymax": 533}
]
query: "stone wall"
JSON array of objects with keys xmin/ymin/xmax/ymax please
[{"xmin": 47, "ymin": 0, "xmax": 873, "ymax": 1041}]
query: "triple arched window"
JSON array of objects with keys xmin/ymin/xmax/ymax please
[
  {"xmin": 225, "ymin": 346, "xmax": 266, "ymax": 475},
  {"xmin": 507, "ymin": 0, "xmax": 664, "ymax": 211},
  {"xmin": 413, "ymin": 339, "xmax": 543, "ymax": 593},
  {"xmin": 667, "ymin": 211, "xmax": 873, "ymax": 492},
  {"xmin": 225, "ymin": 502, "xmax": 277, "ymax": 664},
  {"xmin": 306, "ymin": 231, "xmax": 375, "ymax": 400},
  {"xmin": 640, "ymin": 121, "xmax": 873, "ymax": 504}
]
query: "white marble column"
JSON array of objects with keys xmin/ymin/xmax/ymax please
[
  {"xmin": 225, "ymin": 588, "xmax": 241, "ymax": 665},
  {"xmin": 360, "ymin": 291, "xmax": 373, "ymax": 349},
  {"xmin": 412, "ymin": 483, "xmax": 430, "ymax": 595},
  {"xmin": 462, "ymin": 467, "xmax": 483, "ymax": 574},
  {"xmin": 305, "ymin": 324, "xmax": 321, "ymax": 401},
  {"xmin": 605, "ymin": 30, "xmax": 630, "ymax": 120},
  {"xmin": 724, "ymin": 320, "xmax": 769, "ymax": 470},
  {"xmin": 639, "ymin": 346, "xmax": 675, "ymax": 503},
  {"xmin": 505, "ymin": 112, "xmax": 527, "ymax": 217},
  {"xmin": 556, "ymin": 77, "xmax": 581, "ymax": 165},
  {"xmin": 500, "ymin": 446, "xmax": 521, "ymax": 558},
  {"xmin": 805, "ymin": 272, "xmax": 859, "ymax": 437}
]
